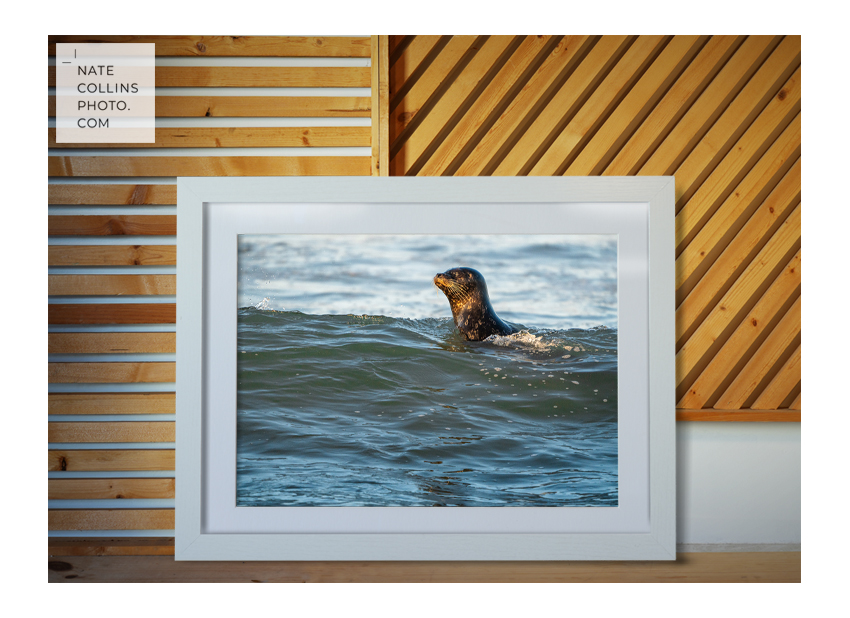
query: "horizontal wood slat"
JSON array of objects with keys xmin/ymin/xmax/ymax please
[
  {"xmin": 49, "ymin": 478, "xmax": 175, "ymax": 500},
  {"xmin": 49, "ymin": 333, "xmax": 176, "ymax": 354},
  {"xmin": 49, "ymin": 216, "xmax": 176, "ymax": 236},
  {"xmin": 676, "ymin": 410, "xmax": 800, "ymax": 422},
  {"xmin": 49, "ymin": 449, "xmax": 175, "ymax": 471},
  {"xmin": 48, "ymin": 304, "xmax": 176, "ymax": 324},
  {"xmin": 48, "ymin": 509, "xmax": 174, "ymax": 531},
  {"xmin": 49, "ymin": 537, "xmax": 175, "ymax": 556},
  {"xmin": 48, "ymin": 184, "xmax": 176, "ymax": 205},
  {"xmin": 48, "ymin": 362, "xmax": 176, "ymax": 383},
  {"xmin": 49, "ymin": 36, "xmax": 371, "ymax": 57},
  {"xmin": 49, "ymin": 127, "xmax": 371, "ymax": 148},
  {"xmin": 48, "ymin": 393, "xmax": 175, "ymax": 415},
  {"xmin": 154, "ymin": 96, "xmax": 371, "ymax": 118},
  {"xmin": 48, "ymin": 156, "xmax": 370, "ymax": 177},
  {"xmin": 49, "ymin": 66, "xmax": 370, "ymax": 88},
  {"xmin": 48, "ymin": 245, "xmax": 176, "ymax": 266},
  {"xmin": 46, "ymin": 552, "xmax": 802, "ymax": 582},
  {"xmin": 48, "ymin": 275, "xmax": 175, "ymax": 296},
  {"xmin": 49, "ymin": 422, "xmax": 175, "ymax": 443}
]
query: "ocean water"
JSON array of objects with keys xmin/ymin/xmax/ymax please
[{"xmin": 236, "ymin": 234, "xmax": 618, "ymax": 507}]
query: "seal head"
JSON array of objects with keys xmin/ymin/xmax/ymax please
[{"xmin": 433, "ymin": 267, "xmax": 518, "ymax": 341}]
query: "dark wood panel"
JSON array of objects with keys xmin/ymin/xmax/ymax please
[
  {"xmin": 49, "ymin": 538, "xmax": 175, "ymax": 556},
  {"xmin": 48, "ymin": 246, "xmax": 176, "ymax": 266},
  {"xmin": 48, "ymin": 304, "xmax": 176, "ymax": 324},
  {"xmin": 49, "ymin": 36, "xmax": 371, "ymax": 57},
  {"xmin": 48, "ymin": 157, "xmax": 370, "ymax": 177},
  {"xmin": 46, "ymin": 552, "xmax": 801, "ymax": 582},
  {"xmin": 49, "ymin": 216, "xmax": 176, "ymax": 236}
]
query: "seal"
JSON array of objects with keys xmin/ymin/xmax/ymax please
[{"xmin": 433, "ymin": 267, "xmax": 518, "ymax": 341}]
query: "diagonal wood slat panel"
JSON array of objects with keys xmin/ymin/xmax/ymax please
[{"xmin": 388, "ymin": 35, "xmax": 801, "ymax": 419}]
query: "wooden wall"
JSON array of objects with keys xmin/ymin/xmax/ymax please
[
  {"xmin": 48, "ymin": 35, "xmax": 374, "ymax": 546},
  {"xmin": 387, "ymin": 35, "xmax": 801, "ymax": 422},
  {"xmin": 48, "ymin": 34, "xmax": 800, "ymax": 581}
]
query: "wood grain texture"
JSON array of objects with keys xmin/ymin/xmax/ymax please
[
  {"xmin": 49, "ymin": 537, "xmax": 175, "ymax": 556},
  {"xmin": 153, "ymin": 96, "xmax": 369, "ymax": 118},
  {"xmin": 676, "ymin": 410, "xmax": 800, "ymax": 422},
  {"xmin": 751, "ymin": 345, "xmax": 801, "ymax": 410},
  {"xmin": 49, "ymin": 95, "xmax": 368, "ymax": 118},
  {"xmin": 389, "ymin": 35, "xmax": 802, "ymax": 419},
  {"xmin": 48, "ymin": 392, "xmax": 175, "ymax": 415},
  {"xmin": 417, "ymin": 35, "xmax": 559, "ymax": 176},
  {"xmin": 675, "ymin": 206, "xmax": 800, "ymax": 387},
  {"xmin": 528, "ymin": 35, "xmax": 670, "ymax": 176},
  {"xmin": 48, "ymin": 304, "xmax": 176, "ymax": 324},
  {"xmin": 46, "ymin": 552, "xmax": 801, "ymax": 582},
  {"xmin": 48, "ymin": 184, "xmax": 176, "ymax": 205},
  {"xmin": 48, "ymin": 216, "xmax": 176, "ymax": 236},
  {"xmin": 48, "ymin": 449, "xmax": 175, "ymax": 471},
  {"xmin": 49, "ymin": 509, "xmax": 174, "ymax": 531},
  {"xmin": 48, "ymin": 245, "xmax": 176, "ymax": 266},
  {"xmin": 48, "ymin": 362, "xmax": 176, "ymax": 383},
  {"xmin": 679, "ymin": 251, "xmax": 800, "ymax": 409},
  {"xmin": 49, "ymin": 127, "xmax": 371, "ymax": 148},
  {"xmin": 48, "ymin": 275, "xmax": 176, "ymax": 296},
  {"xmin": 49, "ymin": 36, "xmax": 371, "ymax": 57},
  {"xmin": 49, "ymin": 422, "xmax": 175, "ymax": 443},
  {"xmin": 49, "ymin": 478, "xmax": 175, "ymax": 500},
  {"xmin": 49, "ymin": 66, "xmax": 370, "ymax": 88},
  {"xmin": 48, "ymin": 156, "xmax": 370, "ymax": 177},
  {"xmin": 49, "ymin": 333, "xmax": 176, "ymax": 354},
  {"xmin": 713, "ymin": 296, "xmax": 800, "ymax": 409},
  {"xmin": 604, "ymin": 36, "xmax": 744, "ymax": 176}
]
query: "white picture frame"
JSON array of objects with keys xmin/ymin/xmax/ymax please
[{"xmin": 176, "ymin": 177, "xmax": 675, "ymax": 560}]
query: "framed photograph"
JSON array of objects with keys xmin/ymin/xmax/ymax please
[{"xmin": 176, "ymin": 177, "xmax": 675, "ymax": 560}]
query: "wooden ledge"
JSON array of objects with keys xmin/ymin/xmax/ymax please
[{"xmin": 48, "ymin": 541, "xmax": 800, "ymax": 582}]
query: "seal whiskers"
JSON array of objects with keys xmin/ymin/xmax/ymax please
[{"xmin": 433, "ymin": 267, "xmax": 518, "ymax": 341}]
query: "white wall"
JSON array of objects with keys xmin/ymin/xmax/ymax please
[{"xmin": 677, "ymin": 422, "xmax": 801, "ymax": 546}]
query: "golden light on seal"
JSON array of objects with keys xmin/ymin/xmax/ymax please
[{"xmin": 433, "ymin": 267, "xmax": 517, "ymax": 341}]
